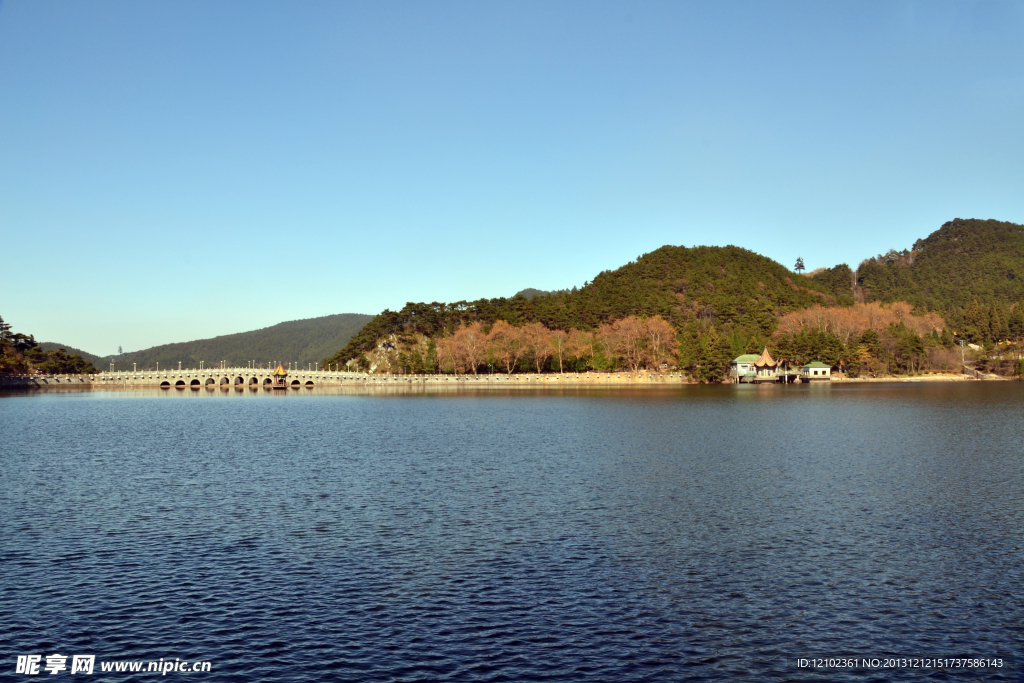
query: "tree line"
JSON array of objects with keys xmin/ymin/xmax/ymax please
[
  {"xmin": 338, "ymin": 299, "xmax": 995, "ymax": 381},
  {"xmin": 0, "ymin": 316, "xmax": 98, "ymax": 375},
  {"xmin": 319, "ymin": 218, "xmax": 1024, "ymax": 380},
  {"xmin": 354, "ymin": 316, "xmax": 680, "ymax": 376},
  {"xmin": 325, "ymin": 244, "xmax": 844, "ymax": 371}
]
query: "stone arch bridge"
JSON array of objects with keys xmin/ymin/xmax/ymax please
[
  {"xmin": 2, "ymin": 368, "xmax": 366, "ymax": 389},
  {"xmin": 98, "ymin": 368, "xmax": 363, "ymax": 389}
]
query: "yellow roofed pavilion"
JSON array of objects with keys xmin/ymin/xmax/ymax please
[
  {"xmin": 753, "ymin": 348, "xmax": 777, "ymax": 368},
  {"xmin": 752, "ymin": 348, "xmax": 778, "ymax": 382}
]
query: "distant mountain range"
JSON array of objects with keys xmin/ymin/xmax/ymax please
[{"xmin": 43, "ymin": 313, "xmax": 373, "ymax": 372}]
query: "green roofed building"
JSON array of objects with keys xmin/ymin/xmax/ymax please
[
  {"xmin": 800, "ymin": 361, "xmax": 832, "ymax": 381},
  {"xmin": 730, "ymin": 354, "xmax": 760, "ymax": 383}
]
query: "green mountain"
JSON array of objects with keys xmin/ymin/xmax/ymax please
[
  {"xmin": 858, "ymin": 218, "xmax": 1024, "ymax": 311},
  {"xmin": 38, "ymin": 342, "xmax": 106, "ymax": 368},
  {"xmin": 808, "ymin": 264, "xmax": 856, "ymax": 299},
  {"xmin": 328, "ymin": 244, "xmax": 842, "ymax": 367},
  {"xmin": 105, "ymin": 313, "xmax": 373, "ymax": 371},
  {"xmin": 515, "ymin": 288, "xmax": 572, "ymax": 299}
]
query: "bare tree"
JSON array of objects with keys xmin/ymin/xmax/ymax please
[
  {"xmin": 549, "ymin": 329, "xmax": 568, "ymax": 373},
  {"xmin": 567, "ymin": 328, "xmax": 595, "ymax": 370},
  {"xmin": 776, "ymin": 302, "xmax": 944, "ymax": 342},
  {"xmin": 600, "ymin": 317, "xmax": 645, "ymax": 372},
  {"xmin": 487, "ymin": 320, "xmax": 528, "ymax": 374},
  {"xmin": 645, "ymin": 316, "xmax": 678, "ymax": 368},
  {"xmin": 435, "ymin": 336, "xmax": 462, "ymax": 374},
  {"xmin": 600, "ymin": 316, "xmax": 678, "ymax": 372},
  {"xmin": 454, "ymin": 322, "xmax": 487, "ymax": 375},
  {"xmin": 522, "ymin": 322, "xmax": 553, "ymax": 373}
]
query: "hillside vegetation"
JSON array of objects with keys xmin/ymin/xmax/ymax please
[
  {"xmin": 327, "ymin": 221, "xmax": 1024, "ymax": 380},
  {"xmin": 1, "ymin": 317, "xmax": 98, "ymax": 375},
  {"xmin": 39, "ymin": 342, "xmax": 107, "ymax": 368},
  {"xmin": 808, "ymin": 264, "xmax": 855, "ymax": 299},
  {"xmin": 858, "ymin": 218, "xmax": 1024, "ymax": 342},
  {"xmin": 859, "ymin": 218, "xmax": 1024, "ymax": 307},
  {"xmin": 515, "ymin": 288, "xmax": 572, "ymax": 300},
  {"xmin": 109, "ymin": 313, "xmax": 373, "ymax": 371},
  {"xmin": 327, "ymin": 245, "xmax": 844, "ymax": 372}
]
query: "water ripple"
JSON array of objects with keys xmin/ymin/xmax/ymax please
[{"xmin": 1, "ymin": 383, "xmax": 1021, "ymax": 681}]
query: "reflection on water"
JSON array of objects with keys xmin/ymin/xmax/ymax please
[{"xmin": 0, "ymin": 383, "xmax": 1021, "ymax": 681}]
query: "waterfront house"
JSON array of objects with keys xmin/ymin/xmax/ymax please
[
  {"xmin": 730, "ymin": 354, "xmax": 760, "ymax": 382},
  {"xmin": 776, "ymin": 358, "xmax": 799, "ymax": 383},
  {"xmin": 752, "ymin": 347, "xmax": 779, "ymax": 383},
  {"xmin": 800, "ymin": 361, "xmax": 831, "ymax": 381}
]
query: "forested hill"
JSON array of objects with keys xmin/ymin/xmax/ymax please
[
  {"xmin": 858, "ymin": 218, "xmax": 1024, "ymax": 312},
  {"xmin": 39, "ymin": 342, "xmax": 106, "ymax": 368},
  {"xmin": 328, "ymin": 245, "xmax": 842, "ymax": 366},
  {"xmin": 108, "ymin": 313, "xmax": 373, "ymax": 370}
]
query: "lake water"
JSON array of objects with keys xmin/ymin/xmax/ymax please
[{"xmin": 1, "ymin": 383, "xmax": 1021, "ymax": 681}]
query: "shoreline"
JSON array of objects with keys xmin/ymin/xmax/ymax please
[{"xmin": 0, "ymin": 370, "xmax": 1011, "ymax": 393}]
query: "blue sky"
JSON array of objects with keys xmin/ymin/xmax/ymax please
[{"xmin": 2, "ymin": 1, "xmax": 1022, "ymax": 354}]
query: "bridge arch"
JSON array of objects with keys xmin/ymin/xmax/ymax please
[
  {"xmin": 175, "ymin": 380, "xmax": 186, "ymax": 389},
  {"xmin": 190, "ymin": 379, "xmax": 201, "ymax": 389},
  {"xmin": 290, "ymin": 380, "xmax": 300, "ymax": 388},
  {"xmin": 234, "ymin": 376, "xmax": 244, "ymax": 385},
  {"xmin": 220, "ymin": 376, "xmax": 230, "ymax": 385},
  {"xmin": 305, "ymin": 381, "xmax": 314, "ymax": 388},
  {"xmin": 160, "ymin": 381, "xmax": 170, "ymax": 389}
]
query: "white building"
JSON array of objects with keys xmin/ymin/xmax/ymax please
[{"xmin": 800, "ymin": 361, "xmax": 831, "ymax": 381}]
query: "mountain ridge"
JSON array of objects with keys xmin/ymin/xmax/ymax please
[
  {"xmin": 326, "ymin": 244, "xmax": 844, "ymax": 368},
  {"xmin": 326, "ymin": 218, "xmax": 1024, "ymax": 368},
  {"xmin": 67, "ymin": 313, "xmax": 373, "ymax": 371}
]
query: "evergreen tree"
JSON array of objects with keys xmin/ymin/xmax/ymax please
[
  {"xmin": 1009, "ymin": 305, "xmax": 1024, "ymax": 340},
  {"xmin": 697, "ymin": 328, "xmax": 732, "ymax": 383},
  {"xmin": 939, "ymin": 327, "xmax": 955, "ymax": 349},
  {"xmin": 990, "ymin": 304, "xmax": 1010, "ymax": 341}
]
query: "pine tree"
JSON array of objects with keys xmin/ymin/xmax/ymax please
[
  {"xmin": 698, "ymin": 328, "xmax": 732, "ymax": 383},
  {"xmin": 963, "ymin": 301, "xmax": 987, "ymax": 343},
  {"xmin": 990, "ymin": 304, "xmax": 1010, "ymax": 341}
]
